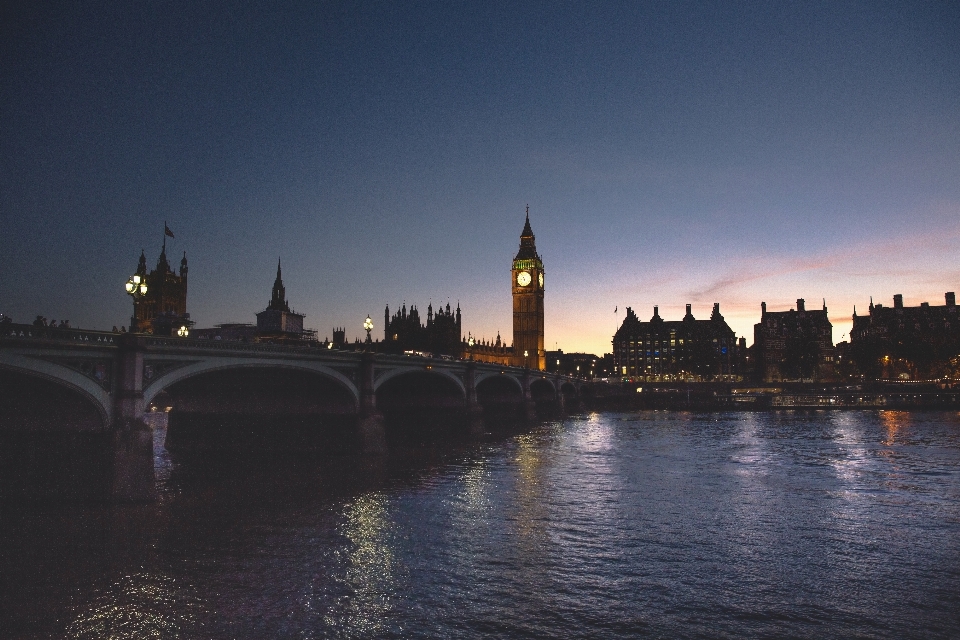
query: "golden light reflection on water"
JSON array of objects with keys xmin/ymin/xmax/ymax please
[
  {"xmin": 880, "ymin": 410, "xmax": 908, "ymax": 446},
  {"xmin": 67, "ymin": 572, "xmax": 205, "ymax": 639},
  {"xmin": 513, "ymin": 433, "xmax": 549, "ymax": 543},
  {"xmin": 327, "ymin": 492, "xmax": 401, "ymax": 636}
]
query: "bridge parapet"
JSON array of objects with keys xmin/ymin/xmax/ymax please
[{"xmin": 3, "ymin": 323, "xmax": 121, "ymax": 346}]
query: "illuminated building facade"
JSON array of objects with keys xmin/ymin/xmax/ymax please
[
  {"xmin": 850, "ymin": 292, "xmax": 959, "ymax": 379},
  {"xmin": 613, "ymin": 304, "xmax": 741, "ymax": 381},
  {"xmin": 132, "ymin": 246, "xmax": 190, "ymax": 336},
  {"xmin": 753, "ymin": 298, "xmax": 835, "ymax": 382}
]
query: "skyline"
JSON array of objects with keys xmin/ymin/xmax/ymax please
[{"xmin": 3, "ymin": 2, "xmax": 959, "ymax": 355}]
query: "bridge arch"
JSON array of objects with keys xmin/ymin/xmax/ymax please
[
  {"xmin": 474, "ymin": 371, "xmax": 524, "ymax": 394},
  {"xmin": 374, "ymin": 368, "xmax": 467, "ymax": 409},
  {"xmin": 0, "ymin": 365, "xmax": 113, "ymax": 500},
  {"xmin": 559, "ymin": 380, "xmax": 578, "ymax": 397},
  {"xmin": 157, "ymin": 363, "xmax": 361, "ymax": 453},
  {"xmin": 0, "ymin": 358, "xmax": 111, "ymax": 427},
  {"xmin": 530, "ymin": 377, "xmax": 557, "ymax": 398},
  {"xmin": 143, "ymin": 358, "xmax": 360, "ymax": 408},
  {"xmin": 373, "ymin": 366, "xmax": 466, "ymax": 397}
]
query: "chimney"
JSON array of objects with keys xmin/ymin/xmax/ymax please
[
  {"xmin": 761, "ymin": 301, "xmax": 767, "ymax": 317},
  {"xmin": 947, "ymin": 292, "xmax": 956, "ymax": 307},
  {"xmin": 797, "ymin": 298, "xmax": 805, "ymax": 312},
  {"xmin": 894, "ymin": 294, "xmax": 903, "ymax": 309},
  {"xmin": 686, "ymin": 304, "xmax": 692, "ymax": 315}
]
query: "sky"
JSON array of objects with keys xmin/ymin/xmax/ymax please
[{"xmin": 2, "ymin": 1, "xmax": 959, "ymax": 356}]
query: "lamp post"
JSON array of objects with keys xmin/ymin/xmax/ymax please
[
  {"xmin": 124, "ymin": 274, "xmax": 148, "ymax": 332},
  {"xmin": 177, "ymin": 325, "xmax": 189, "ymax": 338},
  {"xmin": 363, "ymin": 314, "xmax": 373, "ymax": 345},
  {"xmin": 468, "ymin": 334, "xmax": 475, "ymax": 361}
]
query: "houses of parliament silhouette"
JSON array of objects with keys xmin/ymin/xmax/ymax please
[{"xmin": 135, "ymin": 211, "xmax": 549, "ymax": 371}]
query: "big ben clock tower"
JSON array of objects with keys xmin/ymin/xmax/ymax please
[{"xmin": 512, "ymin": 207, "xmax": 545, "ymax": 370}]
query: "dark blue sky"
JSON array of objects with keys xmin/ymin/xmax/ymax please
[{"xmin": 3, "ymin": 1, "xmax": 959, "ymax": 353}]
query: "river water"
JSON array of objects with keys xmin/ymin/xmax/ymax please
[{"xmin": 2, "ymin": 410, "xmax": 959, "ymax": 639}]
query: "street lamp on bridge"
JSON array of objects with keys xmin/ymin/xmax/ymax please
[
  {"xmin": 363, "ymin": 314, "xmax": 373, "ymax": 344},
  {"xmin": 124, "ymin": 274, "xmax": 148, "ymax": 332}
]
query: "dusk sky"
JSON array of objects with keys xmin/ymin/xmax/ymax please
[{"xmin": 2, "ymin": 1, "xmax": 959, "ymax": 356}]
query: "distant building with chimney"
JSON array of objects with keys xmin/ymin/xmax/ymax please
[
  {"xmin": 753, "ymin": 298, "xmax": 835, "ymax": 382},
  {"xmin": 613, "ymin": 303, "xmax": 742, "ymax": 381},
  {"xmin": 850, "ymin": 292, "xmax": 959, "ymax": 379}
]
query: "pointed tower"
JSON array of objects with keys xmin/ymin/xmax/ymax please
[
  {"xmin": 267, "ymin": 259, "xmax": 290, "ymax": 312},
  {"xmin": 256, "ymin": 258, "xmax": 305, "ymax": 341},
  {"xmin": 512, "ymin": 206, "xmax": 546, "ymax": 370}
]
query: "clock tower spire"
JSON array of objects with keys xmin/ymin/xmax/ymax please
[{"xmin": 512, "ymin": 206, "xmax": 545, "ymax": 370}]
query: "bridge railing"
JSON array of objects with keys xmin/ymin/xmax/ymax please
[{"xmin": 1, "ymin": 323, "xmax": 120, "ymax": 345}]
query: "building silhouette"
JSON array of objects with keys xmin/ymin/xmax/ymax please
[
  {"xmin": 511, "ymin": 208, "xmax": 546, "ymax": 370},
  {"xmin": 193, "ymin": 259, "xmax": 314, "ymax": 343},
  {"xmin": 850, "ymin": 292, "xmax": 959, "ymax": 379},
  {"xmin": 382, "ymin": 301, "xmax": 462, "ymax": 356},
  {"xmin": 375, "ymin": 209, "xmax": 546, "ymax": 369},
  {"xmin": 256, "ymin": 259, "xmax": 309, "ymax": 342},
  {"xmin": 753, "ymin": 298, "xmax": 835, "ymax": 382},
  {"xmin": 131, "ymin": 245, "xmax": 190, "ymax": 336},
  {"xmin": 613, "ymin": 303, "xmax": 741, "ymax": 381}
]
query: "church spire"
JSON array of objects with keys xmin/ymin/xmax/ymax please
[{"xmin": 268, "ymin": 258, "xmax": 289, "ymax": 312}]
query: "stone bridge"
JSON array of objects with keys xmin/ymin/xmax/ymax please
[{"xmin": 0, "ymin": 324, "xmax": 586, "ymax": 501}]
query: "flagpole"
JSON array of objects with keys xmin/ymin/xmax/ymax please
[{"xmin": 163, "ymin": 220, "xmax": 167, "ymax": 252}]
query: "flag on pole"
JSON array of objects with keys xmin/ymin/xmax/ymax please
[
  {"xmin": 615, "ymin": 306, "xmax": 618, "ymax": 314},
  {"xmin": 164, "ymin": 223, "xmax": 175, "ymax": 238}
]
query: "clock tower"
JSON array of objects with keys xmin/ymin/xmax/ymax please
[{"xmin": 512, "ymin": 207, "xmax": 545, "ymax": 370}]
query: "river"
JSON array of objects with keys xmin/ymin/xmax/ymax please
[{"xmin": 2, "ymin": 410, "xmax": 959, "ymax": 638}]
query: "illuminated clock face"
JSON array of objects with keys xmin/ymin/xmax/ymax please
[
  {"xmin": 517, "ymin": 271, "xmax": 532, "ymax": 286},
  {"xmin": 538, "ymin": 273, "xmax": 544, "ymax": 287}
]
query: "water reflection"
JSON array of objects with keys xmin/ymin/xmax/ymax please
[
  {"xmin": 512, "ymin": 432, "xmax": 550, "ymax": 543},
  {"xmin": 3, "ymin": 412, "xmax": 959, "ymax": 639},
  {"xmin": 67, "ymin": 572, "xmax": 205, "ymax": 639},
  {"xmin": 325, "ymin": 492, "xmax": 402, "ymax": 636},
  {"xmin": 880, "ymin": 410, "xmax": 907, "ymax": 446}
]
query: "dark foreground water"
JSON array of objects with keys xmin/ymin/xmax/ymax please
[{"xmin": 2, "ymin": 410, "xmax": 960, "ymax": 639}]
